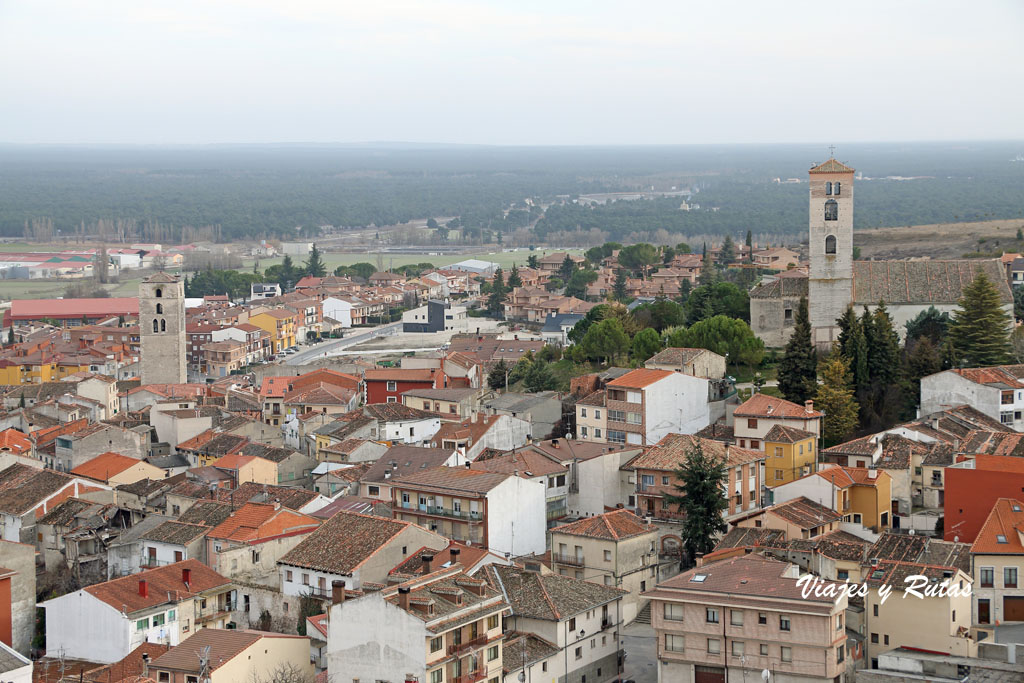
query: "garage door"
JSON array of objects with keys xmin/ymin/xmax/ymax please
[
  {"xmin": 695, "ymin": 665, "xmax": 726, "ymax": 683},
  {"xmin": 1004, "ymin": 596, "xmax": 1024, "ymax": 621}
]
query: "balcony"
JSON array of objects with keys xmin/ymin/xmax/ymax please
[
  {"xmin": 452, "ymin": 671, "xmax": 487, "ymax": 683},
  {"xmin": 552, "ymin": 553, "xmax": 585, "ymax": 567},
  {"xmin": 447, "ymin": 634, "xmax": 489, "ymax": 656},
  {"xmin": 196, "ymin": 600, "xmax": 235, "ymax": 624},
  {"xmin": 140, "ymin": 556, "xmax": 170, "ymax": 568},
  {"xmin": 423, "ymin": 505, "xmax": 483, "ymax": 521},
  {"xmin": 546, "ymin": 504, "xmax": 568, "ymax": 521}
]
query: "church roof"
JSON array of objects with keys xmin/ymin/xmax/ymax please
[
  {"xmin": 144, "ymin": 272, "xmax": 180, "ymax": 283},
  {"xmin": 749, "ymin": 272, "xmax": 808, "ymax": 300},
  {"xmin": 809, "ymin": 158, "xmax": 855, "ymax": 174},
  {"xmin": 851, "ymin": 259, "xmax": 1012, "ymax": 305}
]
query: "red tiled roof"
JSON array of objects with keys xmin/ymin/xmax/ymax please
[
  {"xmin": 83, "ymin": 559, "xmax": 229, "ymax": 614},
  {"xmin": 605, "ymin": 368, "xmax": 673, "ymax": 389},
  {"xmin": 953, "ymin": 366, "xmax": 1024, "ymax": 389},
  {"xmin": 766, "ymin": 496, "xmax": 842, "ymax": 529},
  {"xmin": 624, "ymin": 433, "xmax": 763, "ymax": 472},
  {"xmin": 734, "ymin": 393, "xmax": 821, "ymax": 418},
  {"xmin": 9, "ymin": 297, "xmax": 139, "ymax": 321},
  {"xmin": 551, "ymin": 509, "xmax": 655, "ymax": 541},
  {"xmin": 971, "ymin": 498, "xmax": 1024, "ymax": 555},
  {"xmin": 205, "ymin": 502, "xmax": 319, "ymax": 544},
  {"xmin": 811, "ymin": 466, "xmax": 887, "ymax": 488},
  {"xmin": 809, "ymin": 158, "xmax": 855, "ymax": 174},
  {"xmin": 0, "ymin": 428, "xmax": 31, "ymax": 454},
  {"xmin": 70, "ymin": 452, "xmax": 145, "ymax": 481}
]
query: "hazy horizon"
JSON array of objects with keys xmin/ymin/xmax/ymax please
[{"xmin": 2, "ymin": 1, "xmax": 1022, "ymax": 146}]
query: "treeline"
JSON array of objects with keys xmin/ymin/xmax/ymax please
[{"xmin": 1, "ymin": 142, "xmax": 1020, "ymax": 242}]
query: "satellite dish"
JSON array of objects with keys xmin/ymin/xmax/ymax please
[
  {"xmin": 762, "ymin": 670, "xmax": 771, "ymax": 682},
  {"xmin": 909, "ymin": 529, "xmax": 915, "ymax": 535}
]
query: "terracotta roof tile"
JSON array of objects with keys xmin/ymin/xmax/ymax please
[
  {"xmin": 483, "ymin": 564, "xmax": 625, "ymax": 621},
  {"xmin": 70, "ymin": 452, "xmax": 146, "ymax": 481},
  {"xmin": 83, "ymin": 559, "xmax": 229, "ymax": 613},
  {"xmin": 649, "ymin": 554, "xmax": 835, "ymax": 604},
  {"xmin": 205, "ymin": 502, "xmax": 320, "ymax": 544},
  {"xmin": 623, "ymin": 434, "xmax": 763, "ymax": 472},
  {"xmin": 551, "ymin": 510, "xmax": 655, "ymax": 541},
  {"xmin": 606, "ymin": 368, "xmax": 673, "ymax": 389},
  {"xmin": 971, "ymin": 498, "xmax": 1024, "ymax": 555},
  {"xmin": 734, "ymin": 393, "xmax": 821, "ymax": 419},
  {"xmin": 390, "ymin": 466, "xmax": 511, "ymax": 495},
  {"xmin": 766, "ymin": 496, "xmax": 842, "ymax": 529},
  {"xmin": 763, "ymin": 424, "xmax": 816, "ymax": 444},
  {"xmin": 280, "ymin": 510, "xmax": 418, "ymax": 574}
]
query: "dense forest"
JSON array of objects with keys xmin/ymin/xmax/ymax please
[{"xmin": 0, "ymin": 141, "xmax": 1020, "ymax": 243}]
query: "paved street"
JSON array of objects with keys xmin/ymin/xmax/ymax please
[
  {"xmin": 285, "ymin": 322, "xmax": 401, "ymax": 365},
  {"xmin": 621, "ymin": 621, "xmax": 657, "ymax": 683}
]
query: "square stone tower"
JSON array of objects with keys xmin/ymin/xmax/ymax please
[
  {"xmin": 140, "ymin": 272, "xmax": 187, "ymax": 385},
  {"xmin": 807, "ymin": 157, "xmax": 855, "ymax": 346}
]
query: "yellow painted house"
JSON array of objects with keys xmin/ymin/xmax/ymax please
[
  {"xmin": 249, "ymin": 309, "xmax": 297, "ymax": 354},
  {"xmin": 764, "ymin": 424, "xmax": 818, "ymax": 486},
  {"xmin": 0, "ymin": 358, "xmax": 58, "ymax": 384}
]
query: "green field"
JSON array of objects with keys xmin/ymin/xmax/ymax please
[{"xmin": 0, "ymin": 249, "xmax": 584, "ymax": 300}]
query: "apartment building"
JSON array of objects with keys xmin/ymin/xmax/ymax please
[
  {"xmin": 763, "ymin": 425, "xmax": 818, "ymax": 487},
  {"xmin": 920, "ymin": 366, "xmax": 1024, "ymax": 431},
  {"xmin": 623, "ymin": 434, "xmax": 764, "ymax": 521},
  {"xmin": 772, "ymin": 466, "xmax": 893, "ymax": 531},
  {"xmin": 549, "ymin": 509, "xmax": 659, "ymax": 623},
  {"xmin": 971, "ymin": 498, "xmax": 1024, "ymax": 624},
  {"xmin": 733, "ymin": 394, "xmax": 822, "ymax": 451},
  {"xmin": 146, "ymin": 628, "xmax": 313, "ymax": 683},
  {"xmin": 646, "ymin": 554, "xmax": 848, "ymax": 683},
  {"xmin": 390, "ymin": 466, "xmax": 547, "ymax": 556},
  {"xmin": 326, "ymin": 566, "xmax": 509, "ymax": 683},
  {"xmin": 599, "ymin": 368, "xmax": 710, "ymax": 446}
]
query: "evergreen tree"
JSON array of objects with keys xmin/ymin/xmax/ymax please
[
  {"xmin": 905, "ymin": 306, "xmax": 951, "ymax": 346},
  {"xmin": 558, "ymin": 254, "xmax": 576, "ymax": 283},
  {"xmin": 949, "ymin": 271, "xmax": 1012, "ymax": 367},
  {"xmin": 777, "ymin": 298, "xmax": 817, "ymax": 404},
  {"xmin": 527, "ymin": 254, "xmax": 539, "ymax": 269},
  {"xmin": 699, "ymin": 242, "xmax": 716, "ymax": 285},
  {"xmin": 507, "ymin": 263, "xmax": 522, "ymax": 288},
  {"xmin": 7, "ymin": 327, "xmax": 13, "ymax": 345},
  {"xmin": 612, "ymin": 269, "xmax": 628, "ymax": 302},
  {"xmin": 486, "ymin": 360, "xmax": 510, "ymax": 391},
  {"xmin": 664, "ymin": 440, "xmax": 729, "ymax": 562},
  {"xmin": 720, "ymin": 236, "xmax": 736, "ymax": 264},
  {"xmin": 523, "ymin": 361, "xmax": 557, "ymax": 392},
  {"xmin": 849, "ymin": 320, "xmax": 870, "ymax": 392},
  {"xmin": 836, "ymin": 305, "xmax": 857, "ymax": 355},
  {"xmin": 279, "ymin": 255, "xmax": 297, "ymax": 290},
  {"xmin": 746, "ymin": 230, "xmax": 753, "ymax": 263},
  {"xmin": 19, "ymin": 392, "xmax": 25, "ymax": 408},
  {"xmin": 580, "ymin": 318, "xmax": 630, "ymax": 366},
  {"xmin": 904, "ymin": 336, "xmax": 942, "ymax": 408},
  {"xmin": 304, "ymin": 244, "xmax": 327, "ymax": 278},
  {"xmin": 868, "ymin": 302, "xmax": 901, "ymax": 386},
  {"xmin": 630, "ymin": 328, "xmax": 662, "ymax": 363},
  {"xmin": 816, "ymin": 351, "xmax": 859, "ymax": 445},
  {"xmin": 488, "ymin": 268, "xmax": 506, "ymax": 317}
]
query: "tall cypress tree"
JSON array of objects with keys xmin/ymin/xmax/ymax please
[
  {"xmin": 836, "ymin": 305, "xmax": 857, "ymax": 355},
  {"xmin": 488, "ymin": 268, "xmax": 506, "ymax": 317},
  {"xmin": 868, "ymin": 302, "xmax": 901, "ymax": 385},
  {"xmin": 777, "ymin": 297, "xmax": 817, "ymax": 404},
  {"xmin": 612, "ymin": 269, "xmax": 628, "ymax": 302},
  {"xmin": 949, "ymin": 271, "xmax": 1012, "ymax": 367}
]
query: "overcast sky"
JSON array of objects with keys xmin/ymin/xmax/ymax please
[{"xmin": 1, "ymin": 1, "xmax": 1022, "ymax": 145}]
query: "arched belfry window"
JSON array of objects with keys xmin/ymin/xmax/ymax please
[
  {"xmin": 824, "ymin": 199, "xmax": 838, "ymax": 221},
  {"xmin": 825, "ymin": 235, "xmax": 837, "ymax": 254},
  {"xmin": 825, "ymin": 182, "xmax": 832, "ymax": 196},
  {"xmin": 156, "ymin": 303, "xmax": 163, "ymax": 314},
  {"xmin": 834, "ymin": 181, "xmax": 841, "ymax": 196},
  {"xmin": 160, "ymin": 319, "xmax": 166, "ymax": 332},
  {"xmin": 152, "ymin": 319, "xmax": 159, "ymax": 333},
  {"xmin": 155, "ymin": 288, "xmax": 163, "ymax": 298}
]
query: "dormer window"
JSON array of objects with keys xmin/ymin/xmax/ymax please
[{"xmin": 824, "ymin": 199, "xmax": 838, "ymax": 221}]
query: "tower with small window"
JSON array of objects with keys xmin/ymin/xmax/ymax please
[
  {"xmin": 807, "ymin": 156, "xmax": 855, "ymax": 345},
  {"xmin": 139, "ymin": 272, "xmax": 187, "ymax": 385}
]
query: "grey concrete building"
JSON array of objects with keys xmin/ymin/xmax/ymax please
[{"xmin": 481, "ymin": 391, "xmax": 562, "ymax": 441}]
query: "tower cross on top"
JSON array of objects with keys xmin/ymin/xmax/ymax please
[{"xmin": 828, "ymin": 144, "xmax": 836, "ymax": 157}]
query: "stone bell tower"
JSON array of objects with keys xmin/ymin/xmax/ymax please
[
  {"xmin": 807, "ymin": 155, "xmax": 855, "ymax": 346},
  {"xmin": 140, "ymin": 272, "xmax": 187, "ymax": 385}
]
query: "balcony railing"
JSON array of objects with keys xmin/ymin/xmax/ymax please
[
  {"xmin": 452, "ymin": 671, "xmax": 487, "ymax": 683},
  {"xmin": 447, "ymin": 634, "xmax": 489, "ymax": 656},
  {"xmin": 140, "ymin": 556, "xmax": 170, "ymax": 568},
  {"xmin": 546, "ymin": 505, "xmax": 568, "ymax": 521},
  {"xmin": 422, "ymin": 505, "xmax": 483, "ymax": 521},
  {"xmin": 196, "ymin": 601, "xmax": 235, "ymax": 623},
  {"xmin": 552, "ymin": 553, "xmax": 584, "ymax": 567}
]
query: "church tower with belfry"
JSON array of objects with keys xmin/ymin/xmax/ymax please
[
  {"xmin": 807, "ymin": 153, "xmax": 855, "ymax": 346},
  {"xmin": 140, "ymin": 272, "xmax": 187, "ymax": 385}
]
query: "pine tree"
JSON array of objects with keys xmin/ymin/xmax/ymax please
[
  {"xmin": 487, "ymin": 359, "xmax": 510, "ymax": 391},
  {"xmin": 527, "ymin": 254, "xmax": 539, "ymax": 269},
  {"xmin": 949, "ymin": 271, "xmax": 1012, "ymax": 367},
  {"xmin": 904, "ymin": 336, "xmax": 941, "ymax": 406},
  {"xmin": 7, "ymin": 327, "xmax": 13, "ymax": 345},
  {"xmin": 507, "ymin": 263, "xmax": 522, "ymax": 288},
  {"xmin": 558, "ymin": 254, "xmax": 575, "ymax": 283},
  {"xmin": 836, "ymin": 305, "xmax": 857, "ymax": 355},
  {"xmin": 699, "ymin": 242, "xmax": 716, "ymax": 285},
  {"xmin": 304, "ymin": 244, "xmax": 327, "ymax": 278},
  {"xmin": 524, "ymin": 361, "xmax": 557, "ymax": 392},
  {"xmin": 612, "ymin": 269, "xmax": 628, "ymax": 302},
  {"xmin": 868, "ymin": 302, "xmax": 900, "ymax": 385},
  {"xmin": 849, "ymin": 320, "xmax": 870, "ymax": 392},
  {"xmin": 816, "ymin": 351, "xmax": 859, "ymax": 445},
  {"xmin": 720, "ymin": 236, "xmax": 736, "ymax": 264},
  {"xmin": 777, "ymin": 298, "xmax": 817, "ymax": 404},
  {"xmin": 746, "ymin": 230, "xmax": 753, "ymax": 263},
  {"xmin": 664, "ymin": 440, "xmax": 729, "ymax": 562},
  {"xmin": 488, "ymin": 268, "xmax": 506, "ymax": 317}
]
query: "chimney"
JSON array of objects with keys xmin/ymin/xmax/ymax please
[
  {"xmin": 552, "ymin": 439, "xmax": 559, "ymax": 449},
  {"xmin": 331, "ymin": 580, "xmax": 346, "ymax": 605},
  {"xmin": 804, "ymin": 400, "xmax": 814, "ymax": 414},
  {"xmin": 182, "ymin": 567, "xmax": 192, "ymax": 585},
  {"xmin": 138, "ymin": 579, "xmax": 148, "ymax": 597},
  {"xmin": 422, "ymin": 554, "xmax": 434, "ymax": 575},
  {"xmin": 398, "ymin": 586, "xmax": 411, "ymax": 610},
  {"xmin": 868, "ymin": 469, "xmax": 878, "ymax": 480},
  {"xmin": 450, "ymin": 548, "xmax": 461, "ymax": 564},
  {"xmin": 142, "ymin": 653, "xmax": 150, "ymax": 679}
]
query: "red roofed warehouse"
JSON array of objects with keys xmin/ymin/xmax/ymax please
[{"xmin": 8, "ymin": 297, "xmax": 139, "ymax": 326}]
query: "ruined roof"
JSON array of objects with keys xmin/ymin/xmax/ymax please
[
  {"xmin": 36, "ymin": 497, "xmax": 94, "ymax": 527},
  {"xmin": 959, "ymin": 430, "xmax": 1024, "ymax": 457},
  {"xmin": 551, "ymin": 509, "xmax": 656, "ymax": 541},
  {"xmin": 141, "ymin": 521, "xmax": 210, "ymax": 546},
  {"xmin": 646, "ymin": 347, "xmax": 716, "ymax": 367},
  {"xmin": 852, "ymin": 259, "xmax": 1012, "ymax": 305},
  {"xmin": 280, "ymin": 510, "xmax": 416, "ymax": 575},
  {"xmin": 713, "ymin": 526, "xmax": 787, "ymax": 551},
  {"xmin": 749, "ymin": 272, "xmax": 808, "ymax": 300},
  {"xmin": 575, "ymin": 390, "xmax": 606, "ymax": 407},
  {"xmin": 0, "ymin": 463, "xmax": 75, "ymax": 516},
  {"xmin": 483, "ymin": 564, "xmax": 626, "ymax": 621},
  {"xmin": 175, "ymin": 500, "xmax": 234, "ymax": 527}
]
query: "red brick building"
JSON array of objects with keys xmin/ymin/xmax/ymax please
[{"xmin": 363, "ymin": 368, "xmax": 439, "ymax": 405}]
